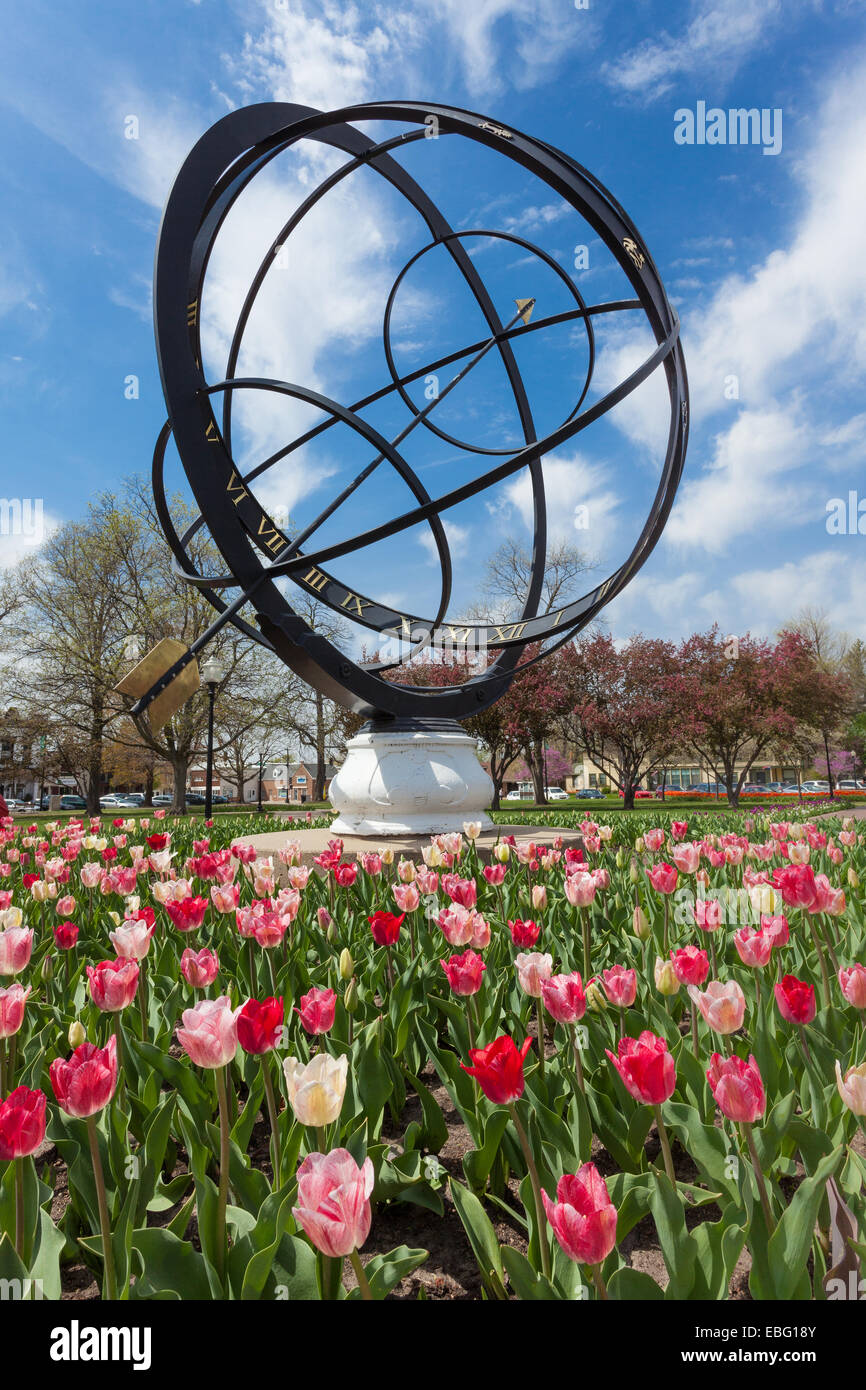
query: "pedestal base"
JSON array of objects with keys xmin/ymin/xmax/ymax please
[{"xmin": 328, "ymin": 720, "xmax": 494, "ymax": 836}]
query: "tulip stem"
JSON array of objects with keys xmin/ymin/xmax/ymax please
[
  {"xmin": 535, "ymin": 1000, "xmax": 546, "ymax": 1085},
  {"xmin": 86, "ymin": 1115, "xmax": 117, "ymax": 1300},
  {"xmin": 0, "ymin": 1038, "xmax": 6, "ymax": 1095},
  {"xmin": 138, "ymin": 960, "xmax": 148, "ymax": 1039},
  {"xmin": 348, "ymin": 1247, "xmax": 373, "ymax": 1300},
  {"xmin": 569, "ymin": 1024, "xmax": 585, "ymax": 1094},
  {"xmin": 653, "ymin": 1104, "xmax": 676, "ymax": 1185},
  {"xmin": 316, "ymin": 1126, "xmax": 328, "ymax": 1153},
  {"xmin": 581, "ymin": 909, "xmax": 591, "ymax": 982},
  {"xmin": 509, "ymin": 1103, "xmax": 552, "ymax": 1281},
  {"xmin": 819, "ymin": 914, "xmax": 840, "ymax": 975},
  {"xmin": 260, "ymin": 1055, "xmax": 282, "ymax": 1186},
  {"xmin": 215, "ymin": 1065, "xmax": 231, "ymax": 1286},
  {"xmin": 590, "ymin": 1262, "xmax": 609, "ymax": 1300},
  {"xmin": 691, "ymin": 1001, "xmax": 699, "ymax": 1057},
  {"xmin": 741, "ymin": 1121, "xmax": 775, "ymax": 1233},
  {"xmin": 14, "ymin": 1158, "xmax": 25, "ymax": 1263},
  {"xmin": 806, "ymin": 916, "xmax": 831, "ymax": 1011}
]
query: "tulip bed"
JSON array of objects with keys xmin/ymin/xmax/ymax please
[{"xmin": 0, "ymin": 805, "xmax": 865, "ymax": 1302}]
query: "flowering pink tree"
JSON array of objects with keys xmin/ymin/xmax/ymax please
[{"xmin": 558, "ymin": 633, "xmax": 681, "ymax": 809}]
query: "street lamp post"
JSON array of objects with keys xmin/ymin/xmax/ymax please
[{"xmin": 201, "ymin": 657, "xmax": 224, "ymax": 820}]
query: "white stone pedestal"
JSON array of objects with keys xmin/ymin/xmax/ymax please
[{"xmin": 328, "ymin": 724, "xmax": 494, "ymax": 836}]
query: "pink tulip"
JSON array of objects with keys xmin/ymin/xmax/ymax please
[
  {"xmin": 839, "ymin": 963, "xmax": 866, "ymax": 1010},
  {"xmin": 644, "ymin": 828, "xmax": 665, "ymax": 852},
  {"xmin": 87, "ymin": 958, "xmax": 140, "ymax": 1012},
  {"xmin": 601, "ymin": 964, "xmax": 637, "ymax": 1008},
  {"xmin": 672, "ymin": 843, "xmax": 700, "ymax": 874},
  {"xmin": 393, "ymin": 882, "xmax": 420, "ymax": 913},
  {"xmin": 541, "ymin": 971, "xmax": 586, "ymax": 1023},
  {"xmin": 0, "ymin": 927, "xmax": 34, "ymax": 977},
  {"xmin": 109, "ymin": 919, "xmax": 155, "ymax": 960},
  {"xmin": 176, "ymin": 995, "xmax": 240, "ymax": 1068},
  {"xmin": 0, "ymin": 982, "xmax": 30, "ymax": 1038},
  {"xmin": 515, "ymin": 951, "xmax": 553, "ymax": 998},
  {"xmin": 760, "ymin": 912, "xmax": 789, "ymax": 947},
  {"xmin": 564, "ymin": 873, "xmax": 596, "ymax": 908},
  {"xmin": 441, "ymin": 949, "xmax": 486, "ymax": 996},
  {"xmin": 688, "ymin": 980, "xmax": 746, "ymax": 1035},
  {"xmin": 542, "ymin": 1163, "xmax": 617, "ymax": 1266},
  {"xmin": 210, "ymin": 883, "xmax": 240, "ymax": 914},
  {"xmin": 733, "ymin": 926, "xmax": 773, "ymax": 968},
  {"xmin": 297, "ymin": 987, "xmax": 337, "ymax": 1034},
  {"xmin": 670, "ymin": 945, "xmax": 709, "ymax": 987},
  {"xmin": 483, "ymin": 863, "xmax": 506, "ymax": 886},
  {"xmin": 693, "ymin": 898, "xmax": 723, "ymax": 933},
  {"xmin": 648, "ymin": 862, "xmax": 678, "ymax": 895},
  {"xmin": 293, "ymin": 1149, "xmax": 374, "ymax": 1258},
  {"xmin": 706, "ymin": 1052, "xmax": 765, "ymax": 1123},
  {"xmin": 180, "ymin": 946, "xmax": 220, "ymax": 989},
  {"xmin": 50, "ymin": 1037, "xmax": 118, "ymax": 1118}
]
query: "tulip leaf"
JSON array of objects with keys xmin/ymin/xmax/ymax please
[
  {"xmin": 129, "ymin": 1038, "xmax": 211, "ymax": 1126},
  {"xmin": 130, "ymin": 1227, "xmax": 215, "ymax": 1300},
  {"xmin": 449, "ymin": 1178, "xmax": 507, "ymax": 1300},
  {"xmin": 649, "ymin": 1172, "xmax": 697, "ymax": 1300},
  {"xmin": 268, "ymin": 1232, "xmax": 320, "ymax": 1301},
  {"xmin": 402, "ymin": 1069, "xmax": 449, "ymax": 1153},
  {"xmin": 606, "ymin": 1266, "xmax": 664, "ymax": 1300},
  {"xmin": 350, "ymin": 1245, "xmax": 429, "ymax": 1299},
  {"xmin": 767, "ymin": 1144, "xmax": 843, "ymax": 1300},
  {"xmin": 500, "ymin": 1245, "xmax": 560, "ymax": 1300},
  {"xmin": 463, "ymin": 1109, "xmax": 510, "ymax": 1191}
]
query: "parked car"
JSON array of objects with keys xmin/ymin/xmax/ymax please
[
  {"xmin": 576, "ymin": 788, "xmax": 604, "ymax": 799},
  {"xmin": 503, "ymin": 790, "xmax": 526, "ymax": 801},
  {"xmin": 545, "ymin": 787, "xmax": 569, "ymax": 801},
  {"xmin": 686, "ymin": 782, "xmax": 727, "ymax": 795},
  {"xmin": 801, "ymin": 781, "xmax": 830, "ymax": 794},
  {"xmin": 152, "ymin": 793, "xmax": 173, "ymax": 805},
  {"xmin": 186, "ymin": 792, "xmax": 206, "ymax": 805},
  {"xmin": 41, "ymin": 793, "xmax": 88, "ymax": 811},
  {"xmin": 836, "ymin": 780, "xmax": 866, "ymax": 791},
  {"xmin": 4, "ymin": 798, "xmax": 34, "ymax": 814}
]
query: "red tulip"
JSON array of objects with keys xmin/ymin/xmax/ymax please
[
  {"xmin": 238, "ymin": 995, "xmax": 285, "ymax": 1053},
  {"xmin": 606, "ymin": 1031, "xmax": 676, "ymax": 1105},
  {"xmin": 648, "ymin": 862, "xmax": 678, "ymax": 895},
  {"xmin": 508, "ymin": 918, "xmax": 540, "ymax": 947},
  {"xmin": 772, "ymin": 864, "xmax": 818, "ymax": 910},
  {"xmin": 166, "ymin": 896, "xmax": 209, "ymax": 932},
  {"xmin": 297, "ymin": 987, "xmax": 336, "ymax": 1035},
  {"xmin": 670, "ymin": 945, "xmax": 709, "ymax": 987},
  {"xmin": 86, "ymin": 958, "xmax": 139, "ymax": 1012},
  {"xmin": 461, "ymin": 1034, "xmax": 532, "ymax": 1103},
  {"xmin": 541, "ymin": 1162, "xmax": 617, "ymax": 1266},
  {"xmin": 541, "ymin": 971, "xmax": 586, "ymax": 1023},
  {"xmin": 774, "ymin": 974, "xmax": 816, "ymax": 1025},
  {"xmin": 50, "ymin": 1037, "xmax": 118, "ymax": 1117},
  {"xmin": 441, "ymin": 949, "xmax": 486, "ymax": 996},
  {"xmin": 54, "ymin": 921, "xmax": 79, "ymax": 950},
  {"xmin": 706, "ymin": 1053, "xmax": 765, "ymax": 1123},
  {"xmin": 670, "ymin": 821, "xmax": 688, "ymax": 841},
  {"xmin": 334, "ymin": 863, "xmax": 357, "ymax": 888},
  {"xmin": 0, "ymin": 1086, "xmax": 47, "ymax": 1159},
  {"xmin": 368, "ymin": 911, "xmax": 404, "ymax": 946}
]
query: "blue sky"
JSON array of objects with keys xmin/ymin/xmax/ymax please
[{"xmin": 2, "ymin": 0, "xmax": 866, "ymax": 654}]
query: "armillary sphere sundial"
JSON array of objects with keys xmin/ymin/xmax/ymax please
[{"xmin": 120, "ymin": 100, "xmax": 688, "ymax": 834}]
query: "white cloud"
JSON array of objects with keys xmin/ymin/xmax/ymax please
[
  {"xmin": 496, "ymin": 450, "xmax": 620, "ymax": 551},
  {"xmin": 603, "ymin": 0, "xmax": 790, "ymax": 101},
  {"xmin": 598, "ymin": 53, "xmax": 866, "ymax": 554},
  {"xmin": 664, "ymin": 406, "xmax": 815, "ymax": 553}
]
